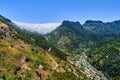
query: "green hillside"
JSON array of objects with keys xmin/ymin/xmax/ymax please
[
  {"xmin": 1, "ymin": 14, "xmax": 120, "ymax": 80},
  {"xmin": 0, "ymin": 15, "xmax": 89, "ymax": 80},
  {"xmin": 47, "ymin": 21, "xmax": 104, "ymax": 55},
  {"xmin": 87, "ymin": 36, "xmax": 120, "ymax": 80}
]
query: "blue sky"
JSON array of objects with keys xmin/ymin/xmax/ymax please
[{"xmin": 0, "ymin": 0, "xmax": 120, "ymax": 23}]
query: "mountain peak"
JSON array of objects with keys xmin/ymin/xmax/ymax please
[
  {"xmin": 112, "ymin": 20, "xmax": 120, "ymax": 24},
  {"xmin": 60, "ymin": 21, "xmax": 83, "ymax": 30},
  {"xmin": 61, "ymin": 20, "xmax": 81, "ymax": 26},
  {"xmin": 84, "ymin": 20, "xmax": 103, "ymax": 24}
]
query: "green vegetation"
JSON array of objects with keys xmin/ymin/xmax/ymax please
[
  {"xmin": 47, "ymin": 21, "xmax": 104, "ymax": 55},
  {"xmin": 87, "ymin": 36, "xmax": 120, "ymax": 80},
  {"xmin": 0, "ymin": 15, "xmax": 88, "ymax": 80},
  {"xmin": 9, "ymin": 24, "xmax": 67, "ymax": 60},
  {"xmin": 1, "ymin": 14, "xmax": 120, "ymax": 80},
  {"xmin": 47, "ymin": 70, "xmax": 89, "ymax": 80}
]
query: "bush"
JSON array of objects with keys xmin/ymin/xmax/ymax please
[
  {"xmin": 0, "ymin": 51, "xmax": 6, "ymax": 57},
  {"xmin": 25, "ymin": 57, "xmax": 30, "ymax": 62}
]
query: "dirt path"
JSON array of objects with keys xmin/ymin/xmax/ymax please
[
  {"xmin": 45, "ymin": 47, "xmax": 58, "ymax": 70},
  {"xmin": 46, "ymin": 53, "xmax": 58, "ymax": 70}
]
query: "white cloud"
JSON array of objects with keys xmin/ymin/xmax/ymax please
[{"xmin": 13, "ymin": 21, "xmax": 61, "ymax": 34}]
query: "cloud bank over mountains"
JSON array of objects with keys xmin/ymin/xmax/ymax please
[{"xmin": 13, "ymin": 21, "xmax": 61, "ymax": 34}]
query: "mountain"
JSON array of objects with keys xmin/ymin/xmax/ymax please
[
  {"xmin": 87, "ymin": 36, "xmax": 120, "ymax": 80},
  {"xmin": 83, "ymin": 20, "xmax": 120, "ymax": 80},
  {"xmin": 46, "ymin": 21, "xmax": 109, "ymax": 80},
  {"xmin": 46, "ymin": 21, "xmax": 104, "ymax": 55},
  {"xmin": 0, "ymin": 15, "xmax": 90, "ymax": 80},
  {"xmin": 1, "ymin": 14, "xmax": 120, "ymax": 80},
  {"xmin": 83, "ymin": 20, "xmax": 120, "ymax": 38}
]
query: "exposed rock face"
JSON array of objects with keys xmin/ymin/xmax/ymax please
[{"xmin": 0, "ymin": 20, "xmax": 11, "ymax": 39}]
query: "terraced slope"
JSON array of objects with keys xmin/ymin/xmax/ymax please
[{"xmin": 0, "ymin": 15, "xmax": 89, "ymax": 80}]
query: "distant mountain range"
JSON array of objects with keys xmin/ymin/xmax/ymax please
[
  {"xmin": 14, "ymin": 19, "xmax": 120, "ymax": 38},
  {"xmin": 83, "ymin": 20, "xmax": 120, "ymax": 38},
  {"xmin": 0, "ymin": 14, "xmax": 120, "ymax": 80}
]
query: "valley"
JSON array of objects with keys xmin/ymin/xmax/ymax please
[{"xmin": 0, "ymin": 15, "xmax": 120, "ymax": 80}]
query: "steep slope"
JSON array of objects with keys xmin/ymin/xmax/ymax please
[
  {"xmin": 46, "ymin": 21, "xmax": 104, "ymax": 55},
  {"xmin": 68, "ymin": 52, "xmax": 107, "ymax": 80},
  {"xmin": 46, "ymin": 21, "xmax": 107, "ymax": 80},
  {"xmin": 0, "ymin": 15, "xmax": 90, "ymax": 80},
  {"xmin": 83, "ymin": 20, "xmax": 120, "ymax": 38},
  {"xmin": 87, "ymin": 36, "xmax": 120, "ymax": 80}
]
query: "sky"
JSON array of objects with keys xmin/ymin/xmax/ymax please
[{"xmin": 0, "ymin": 0, "xmax": 120, "ymax": 24}]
